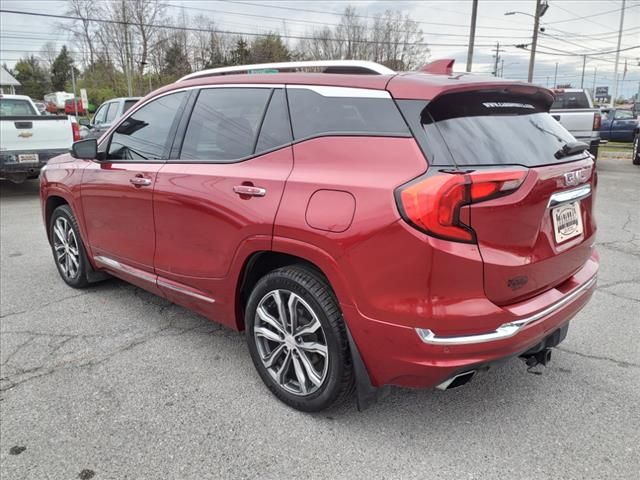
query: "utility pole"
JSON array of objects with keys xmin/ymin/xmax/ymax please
[
  {"xmin": 500, "ymin": 59, "xmax": 505, "ymax": 77},
  {"xmin": 611, "ymin": 0, "xmax": 626, "ymax": 106},
  {"xmin": 70, "ymin": 67, "xmax": 78, "ymax": 118},
  {"xmin": 492, "ymin": 42, "xmax": 505, "ymax": 77},
  {"xmin": 553, "ymin": 62, "xmax": 558, "ymax": 88},
  {"xmin": 466, "ymin": 0, "xmax": 479, "ymax": 72},
  {"xmin": 580, "ymin": 55, "xmax": 587, "ymax": 88},
  {"xmin": 528, "ymin": 0, "xmax": 549, "ymax": 83},
  {"xmin": 592, "ymin": 66, "xmax": 597, "ymax": 92}
]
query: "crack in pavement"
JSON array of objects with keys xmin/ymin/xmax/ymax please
[
  {"xmin": 0, "ymin": 317, "xmax": 240, "ymax": 394},
  {"xmin": 0, "ymin": 291, "xmax": 91, "ymax": 319},
  {"xmin": 596, "ymin": 288, "xmax": 640, "ymax": 304},
  {"xmin": 556, "ymin": 347, "xmax": 640, "ymax": 369}
]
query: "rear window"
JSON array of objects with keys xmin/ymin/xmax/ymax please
[
  {"xmin": 399, "ymin": 90, "xmax": 583, "ymax": 168},
  {"xmin": 0, "ymin": 99, "xmax": 37, "ymax": 116},
  {"xmin": 287, "ymin": 87, "xmax": 410, "ymax": 140},
  {"xmin": 551, "ymin": 91, "xmax": 590, "ymax": 109}
]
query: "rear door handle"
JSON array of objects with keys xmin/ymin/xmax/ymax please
[
  {"xmin": 233, "ymin": 185, "xmax": 266, "ymax": 197},
  {"xmin": 130, "ymin": 177, "xmax": 152, "ymax": 187}
]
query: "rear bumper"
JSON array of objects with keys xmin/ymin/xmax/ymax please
[
  {"xmin": 344, "ymin": 253, "xmax": 598, "ymax": 389},
  {"xmin": 0, "ymin": 149, "xmax": 68, "ymax": 177}
]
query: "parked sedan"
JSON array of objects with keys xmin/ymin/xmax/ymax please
[{"xmin": 600, "ymin": 108, "xmax": 639, "ymax": 142}]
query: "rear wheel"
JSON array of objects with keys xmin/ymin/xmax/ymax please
[
  {"xmin": 633, "ymin": 133, "xmax": 640, "ymax": 165},
  {"xmin": 245, "ymin": 265, "xmax": 354, "ymax": 411},
  {"xmin": 49, "ymin": 205, "xmax": 90, "ymax": 288}
]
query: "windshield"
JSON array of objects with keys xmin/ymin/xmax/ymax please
[{"xmin": 0, "ymin": 99, "xmax": 38, "ymax": 116}]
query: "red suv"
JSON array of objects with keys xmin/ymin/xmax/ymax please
[{"xmin": 40, "ymin": 60, "xmax": 598, "ymax": 411}]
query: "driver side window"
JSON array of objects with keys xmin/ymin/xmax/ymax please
[{"xmin": 107, "ymin": 92, "xmax": 186, "ymax": 161}]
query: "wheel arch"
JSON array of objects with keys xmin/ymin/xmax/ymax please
[{"xmin": 45, "ymin": 195, "xmax": 70, "ymax": 244}]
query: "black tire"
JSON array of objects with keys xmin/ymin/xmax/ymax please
[
  {"xmin": 245, "ymin": 265, "xmax": 354, "ymax": 412},
  {"xmin": 633, "ymin": 133, "xmax": 640, "ymax": 165},
  {"xmin": 49, "ymin": 205, "xmax": 90, "ymax": 288}
]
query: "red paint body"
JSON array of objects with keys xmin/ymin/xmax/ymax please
[{"xmin": 40, "ymin": 69, "xmax": 598, "ymax": 390}]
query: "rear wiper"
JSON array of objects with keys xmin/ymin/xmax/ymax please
[{"xmin": 554, "ymin": 140, "xmax": 589, "ymax": 159}]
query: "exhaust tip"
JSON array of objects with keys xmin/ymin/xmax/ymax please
[{"xmin": 436, "ymin": 370, "xmax": 476, "ymax": 391}]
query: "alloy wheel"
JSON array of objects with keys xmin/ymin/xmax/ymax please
[
  {"xmin": 52, "ymin": 216, "xmax": 80, "ymax": 280},
  {"xmin": 254, "ymin": 289, "xmax": 329, "ymax": 396}
]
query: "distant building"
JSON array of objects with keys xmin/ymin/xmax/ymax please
[{"xmin": 0, "ymin": 67, "xmax": 20, "ymax": 94}]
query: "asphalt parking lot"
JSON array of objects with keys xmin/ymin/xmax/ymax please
[{"xmin": 1, "ymin": 156, "xmax": 638, "ymax": 480}]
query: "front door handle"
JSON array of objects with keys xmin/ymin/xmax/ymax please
[
  {"xmin": 233, "ymin": 185, "xmax": 266, "ymax": 197},
  {"xmin": 130, "ymin": 176, "xmax": 152, "ymax": 187}
]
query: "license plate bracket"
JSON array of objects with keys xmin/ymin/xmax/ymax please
[
  {"xmin": 18, "ymin": 153, "xmax": 39, "ymax": 164},
  {"xmin": 552, "ymin": 201, "xmax": 583, "ymax": 243}
]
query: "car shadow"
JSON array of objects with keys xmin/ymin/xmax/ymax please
[{"xmin": 0, "ymin": 179, "xmax": 40, "ymax": 198}]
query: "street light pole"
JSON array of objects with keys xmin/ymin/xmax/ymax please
[
  {"xmin": 553, "ymin": 62, "xmax": 558, "ymax": 88},
  {"xmin": 581, "ymin": 55, "xmax": 587, "ymax": 88},
  {"xmin": 466, "ymin": 0, "xmax": 479, "ymax": 72},
  {"xmin": 611, "ymin": 0, "xmax": 626, "ymax": 107},
  {"xmin": 505, "ymin": 1, "xmax": 549, "ymax": 83}
]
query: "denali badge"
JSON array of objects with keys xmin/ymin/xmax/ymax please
[{"xmin": 563, "ymin": 167, "xmax": 591, "ymax": 187}]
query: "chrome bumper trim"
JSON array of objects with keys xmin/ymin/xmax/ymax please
[
  {"xmin": 548, "ymin": 184, "xmax": 591, "ymax": 207},
  {"xmin": 416, "ymin": 275, "xmax": 597, "ymax": 346}
]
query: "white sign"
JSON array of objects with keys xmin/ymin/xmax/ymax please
[{"xmin": 80, "ymin": 89, "xmax": 89, "ymax": 111}]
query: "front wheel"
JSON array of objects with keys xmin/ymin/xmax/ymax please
[
  {"xmin": 633, "ymin": 133, "xmax": 640, "ymax": 165},
  {"xmin": 49, "ymin": 205, "xmax": 90, "ymax": 288},
  {"xmin": 245, "ymin": 265, "xmax": 354, "ymax": 412}
]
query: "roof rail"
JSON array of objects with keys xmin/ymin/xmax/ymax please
[{"xmin": 177, "ymin": 60, "xmax": 395, "ymax": 82}]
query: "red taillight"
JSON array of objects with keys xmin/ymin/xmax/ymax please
[
  {"xmin": 396, "ymin": 169, "xmax": 527, "ymax": 243},
  {"xmin": 593, "ymin": 112, "xmax": 601, "ymax": 131},
  {"xmin": 72, "ymin": 121, "xmax": 80, "ymax": 141}
]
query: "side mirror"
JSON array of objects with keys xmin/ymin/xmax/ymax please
[
  {"xmin": 71, "ymin": 138, "xmax": 98, "ymax": 159},
  {"xmin": 78, "ymin": 118, "xmax": 90, "ymax": 127}
]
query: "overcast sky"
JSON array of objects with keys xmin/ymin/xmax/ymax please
[{"xmin": 1, "ymin": 0, "xmax": 639, "ymax": 97}]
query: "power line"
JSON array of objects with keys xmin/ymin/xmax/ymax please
[
  {"xmin": 547, "ymin": 1, "xmax": 639, "ymax": 28},
  {"xmin": 0, "ymin": 9, "xmax": 498, "ymax": 47}
]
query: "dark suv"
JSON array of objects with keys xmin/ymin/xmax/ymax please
[{"xmin": 40, "ymin": 60, "xmax": 598, "ymax": 411}]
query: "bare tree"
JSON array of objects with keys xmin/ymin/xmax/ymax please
[{"xmin": 67, "ymin": 0, "xmax": 97, "ymax": 67}]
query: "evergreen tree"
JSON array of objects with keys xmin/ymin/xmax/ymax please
[
  {"xmin": 162, "ymin": 40, "xmax": 191, "ymax": 80},
  {"xmin": 250, "ymin": 34, "xmax": 290, "ymax": 64},
  {"xmin": 13, "ymin": 56, "xmax": 50, "ymax": 99},
  {"xmin": 51, "ymin": 46, "xmax": 77, "ymax": 91},
  {"xmin": 230, "ymin": 38, "xmax": 251, "ymax": 66}
]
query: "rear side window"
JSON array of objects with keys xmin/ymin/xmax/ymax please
[
  {"xmin": 399, "ymin": 89, "xmax": 582, "ymax": 168},
  {"xmin": 287, "ymin": 87, "xmax": 410, "ymax": 140},
  {"xmin": 551, "ymin": 91, "xmax": 590, "ymax": 109},
  {"xmin": 107, "ymin": 91, "xmax": 186, "ymax": 161},
  {"xmin": 180, "ymin": 88, "xmax": 272, "ymax": 162},
  {"xmin": 256, "ymin": 89, "xmax": 292, "ymax": 153}
]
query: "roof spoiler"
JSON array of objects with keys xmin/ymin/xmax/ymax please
[{"xmin": 418, "ymin": 59, "xmax": 455, "ymax": 75}]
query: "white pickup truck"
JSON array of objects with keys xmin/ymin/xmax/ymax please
[
  {"xmin": 0, "ymin": 94, "xmax": 79, "ymax": 183},
  {"xmin": 550, "ymin": 88, "xmax": 602, "ymax": 159}
]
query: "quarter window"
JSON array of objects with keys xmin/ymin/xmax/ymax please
[
  {"xmin": 180, "ymin": 88, "xmax": 272, "ymax": 162},
  {"xmin": 93, "ymin": 104, "xmax": 108, "ymax": 125},
  {"xmin": 107, "ymin": 92, "xmax": 186, "ymax": 161},
  {"xmin": 286, "ymin": 87, "xmax": 410, "ymax": 140}
]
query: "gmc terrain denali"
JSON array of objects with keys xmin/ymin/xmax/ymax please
[{"xmin": 40, "ymin": 60, "xmax": 599, "ymax": 411}]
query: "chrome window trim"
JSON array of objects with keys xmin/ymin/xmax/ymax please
[
  {"xmin": 287, "ymin": 85, "xmax": 391, "ymax": 99},
  {"xmin": 548, "ymin": 184, "xmax": 592, "ymax": 207},
  {"xmin": 416, "ymin": 275, "xmax": 597, "ymax": 345}
]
